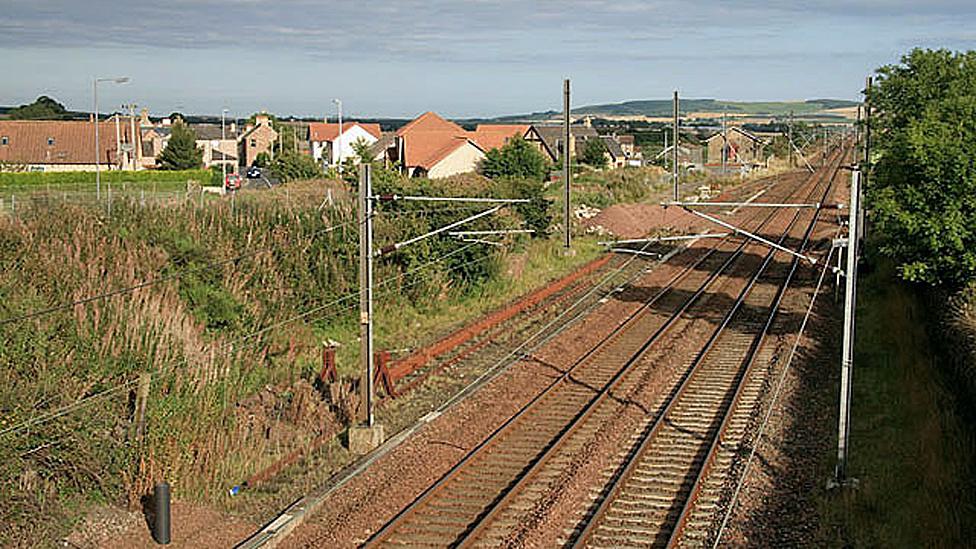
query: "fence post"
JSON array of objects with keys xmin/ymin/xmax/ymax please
[{"xmin": 135, "ymin": 372, "xmax": 151, "ymax": 443}]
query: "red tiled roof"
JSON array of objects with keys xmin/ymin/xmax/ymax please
[
  {"xmin": 308, "ymin": 121, "xmax": 382, "ymax": 142},
  {"xmin": 0, "ymin": 120, "xmax": 137, "ymax": 165},
  {"xmin": 470, "ymin": 124, "xmax": 530, "ymax": 151},
  {"xmin": 396, "ymin": 112, "xmax": 482, "ymax": 170}
]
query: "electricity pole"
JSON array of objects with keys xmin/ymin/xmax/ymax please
[
  {"xmin": 788, "ymin": 111, "xmax": 794, "ymax": 168},
  {"xmin": 358, "ymin": 164, "xmax": 375, "ymax": 427},
  {"xmin": 672, "ymin": 90, "xmax": 679, "ymax": 201},
  {"xmin": 93, "ymin": 76, "xmax": 129, "ymax": 200},
  {"xmin": 563, "ymin": 78, "xmax": 571, "ymax": 250},
  {"xmin": 334, "ymin": 98, "xmax": 344, "ymax": 174},
  {"xmin": 721, "ymin": 107, "xmax": 728, "ymax": 175},
  {"xmin": 834, "ymin": 165, "xmax": 861, "ymax": 486},
  {"xmin": 221, "ymin": 108, "xmax": 229, "ymax": 186},
  {"xmin": 860, "ymin": 76, "xmax": 872, "ymax": 255}
]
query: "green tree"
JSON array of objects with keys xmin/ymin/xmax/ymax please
[
  {"xmin": 270, "ymin": 151, "xmax": 324, "ymax": 182},
  {"xmin": 352, "ymin": 137, "xmax": 376, "ymax": 164},
  {"xmin": 158, "ymin": 121, "xmax": 203, "ymax": 170},
  {"xmin": 8, "ymin": 96, "xmax": 69, "ymax": 120},
  {"xmin": 869, "ymin": 48, "xmax": 976, "ymax": 286},
  {"xmin": 479, "ymin": 136, "xmax": 549, "ymax": 181},
  {"xmin": 580, "ymin": 138, "xmax": 608, "ymax": 168}
]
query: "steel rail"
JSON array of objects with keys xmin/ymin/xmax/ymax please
[
  {"xmin": 371, "ymin": 162, "xmax": 823, "ymax": 548},
  {"xmin": 571, "ymin": 145, "xmax": 846, "ymax": 549},
  {"xmin": 365, "ymin": 197, "xmax": 792, "ymax": 547},
  {"xmin": 666, "ymin": 148, "xmax": 846, "ymax": 547}
]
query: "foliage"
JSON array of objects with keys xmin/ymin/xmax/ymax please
[
  {"xmin": 0, "ymin": 169, "xmax": 210, "ymax": 189},
  {"xmin": 270, "ymin": 151, "xmax": 324, "ymax": 182},
  {"xmin": 253, "ymin": 152, "xmax": 271, "ymax": 168},
  {"xmin": 492, "ymin": 177, "xmax": 553, "ymax": 236},
  {"xmin": 352, "ymin": 137, "xmax": 376, "ymax": 164},
  {"xmin": 579, "ymin": 138, "xmax": 608, "ymax": 168},
  {"xmin": 479, "ymin": 137, "xmax": 549, "ymax": 181},
  {"xmin": 868, "ymin": 48, "xmax": 976, "ymax": 286},
  {"xmin": 158, "ymin": 121, "xmax": 203, "ymax": 171},
  {"xmin": 7, "ymin": 96, "xmax": 69, "ymax": 120}
]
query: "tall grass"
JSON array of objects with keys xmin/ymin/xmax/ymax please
[{"xmin": 0, "ymin": 174, "xmax": 524, "ymax": 543}]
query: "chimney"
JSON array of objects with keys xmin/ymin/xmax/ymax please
[
  {"xmin": 230, "ymin": 122, "xmax": 237, "ymax": 134},
  {"xmin": 140, "ymin": 108, "xmax": 151, "ymax": 127},
  {"xmin": 256, "ymin": 113, "xmax": 270, "ymax": 127}
]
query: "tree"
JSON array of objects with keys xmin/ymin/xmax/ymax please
[
  {"xmin": 869, "ymin": 48, "xmax": 976, "ymax": 286},
  {"xmin": 479, "ymin": 136, "xmax": 549, "ymax": 181},
  {"xmin": 158, "ymin": 121, "xmax": 203, "ymax": 170},
  {"xmin": 8, "ymin": 96, "xmax": 69, "ymax": 120},
  {"xmin": 580, "ymin": 138, "xmax": 608, "ymax": 168},
  {"xmin": 352, "ymin": 137, "xmax": 376, "ymax": 164},
  {"xmin": 270, "ymin": 151, "xmax": 324, "ymax": 182}
]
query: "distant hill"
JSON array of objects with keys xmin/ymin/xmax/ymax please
[{"xmin": 478, "ymin": 98, "xmax": 860, "ymax": 122}]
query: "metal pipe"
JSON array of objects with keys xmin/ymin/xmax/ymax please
[
  {"xmin": 447, "ymin": 229, "xmax": 534, "ymax": 236},
  {"xmin": 153, "ymin": 481, "xmax": 171, "ymax": 544},
  {"xmin": 380, "ymin": 205, "xmax": 503, "ymax": 256},
  {"xmin": 666, "ymin": 201, "xmax": 822, "ymax": 209},
  {"xmin": 683, "ymin": 207, "xmax": 818, "ymax": 265},
  {"xmin": 375, "ymin": 195, "xmax": 529, "ymax": 204},
  {"xmin": 598, "ymin": 232, "xmax": 729, "ymax": 246}
]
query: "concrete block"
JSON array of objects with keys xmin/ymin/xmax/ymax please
[{"xmin": 348, "ymin": 424, "xmax": 385, "ymax": 455}]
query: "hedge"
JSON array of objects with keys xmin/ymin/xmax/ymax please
[{"xmin": 0, "ymin": 169, "xmax": 211, "ymax": 187}]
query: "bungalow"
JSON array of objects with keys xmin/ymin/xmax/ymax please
[
  {"xmin": 308, "ymin": 121, "xmax": 382, "ymax": 167},
  {"xmin": 238, "ymin": 114, "xmax": 278, "ymax": 167},
  {"xmin": 373, "ymin": 112, "xmax": 485, "ymax": 179},
  {"xmin": 704, "ymin": 126, "xmax": 767, "ymax": 166},
  {"xmin": 0, "ymin": 119, "xmax": 139, "ymax": 172}
]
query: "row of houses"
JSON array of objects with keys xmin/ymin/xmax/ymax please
[
  {"xmin": 0, "ymin": 110, "xmax": 644, "ymax": 177},
  {"xmin": 654, "ymin": 126, "xmax": 770, "ymax": 172}
]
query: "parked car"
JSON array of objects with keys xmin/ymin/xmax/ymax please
[{"xmin": 246, "ymin": 166, "xmax": 262, "ymax": 179}]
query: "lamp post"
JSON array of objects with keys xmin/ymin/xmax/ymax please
[
  {"xmin": 221, "ymin": 108, "xmax": 229, "ymax": 186},
  {"xmin": 93, "ymin": 76, "xmax": 129, "ymax": 200},
  {"xmin": 333, "ymin": 98, "xmax": 343, "ymax": 174}
]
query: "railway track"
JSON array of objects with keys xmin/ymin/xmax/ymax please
[
  {"xmin": 361, "ymin": 151, "xmax": 844, "ymax": 548},
  {"xmin": 572, "ymin": 148, "xmax": 847, "ymax": 549}
]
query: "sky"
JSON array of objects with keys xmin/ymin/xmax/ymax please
[{"xmin": 1, "ymin": 0, "xmax": 975, "ymax": 119}]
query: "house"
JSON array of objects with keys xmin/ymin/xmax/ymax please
[
  {"xmin": 704, "ymin": 126, "xmax": 767, "ymax": 166},
  {"xmin": 531, "ymin": 123, "xmax": 599, "ymax": 163},
  {"xmin": 307, "ymin": 121, "xmax": 382, "ymax": 166},
  {"xmin": 238, "ymin": 114, "xmax": 278, "ymax": 167},
  {"xmin": 373, "ymin": 112, "xmax": 485, "ymax": 179},
  {"xmin": 0, "ymin": 119, "xmax": 140, "ymax": 172},
  {"xmin": 616, "ymin": 134, "xmax": 644, "ymax": 166},
  {"xmin": 600, "ymin": 136, "xmax": 627, "ymax": 168},
  {"xmin": 192, "ymin": 123, "xmax": 238, "ymax": 170},
  {"xmin": 654, "ymin": 143, "xmax": 704, "ymax": 169}
]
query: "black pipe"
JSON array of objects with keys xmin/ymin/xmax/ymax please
[{"xmin": 153, "ymin": 481, "xmax": 171, "ymax": 545}]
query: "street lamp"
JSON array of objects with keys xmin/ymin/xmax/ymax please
[
  {"xmin": 333, "ymin": 98, "xmax": 343, "ymax": 174},
  {"xmin": 93, "ymin": 76, "xmax": 129, "ymax": 200},
  {"xmin": 221, "ymin": 108, "xmax": 229, "ymax": 186}
]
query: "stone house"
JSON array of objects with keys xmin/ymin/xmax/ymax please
[{"xmin": 238, "ymin": 114, "xmax": 278, "ymax": 167}]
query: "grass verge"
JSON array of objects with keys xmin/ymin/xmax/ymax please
[{"xmin": 816, "ymin": 259, "xmax": 976, "ymax": 546}]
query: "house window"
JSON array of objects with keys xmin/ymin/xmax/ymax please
[
  {"xmin": 47, "ymin": 137, "xmax": 55, "ymax": 146},
  {"xmin": 1, "ymin": 136, "xmax": 7, "ymax": 145},
  {"xmin": 250, "ymin": 139, "xmax": 256, "ymax": 147}
]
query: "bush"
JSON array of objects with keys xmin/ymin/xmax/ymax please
[
  {"xmin": 480, "ymin": 137, "xmax": 549, "ymax": 181},
  {"xmin": 869, "ymin": 48, "xmax": 976, "ymax": 286},
  {"xmin": 0, "ymin": 169, "xmax": 210, "ymax": 188},
  {"xmin": 580, "ymin": 138, "xmax": 608, "ymax": 168}
]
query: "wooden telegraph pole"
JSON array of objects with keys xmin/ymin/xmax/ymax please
[{"xmin": 563, "ymin": 78, "xmax": 572, "ymax": 250}]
